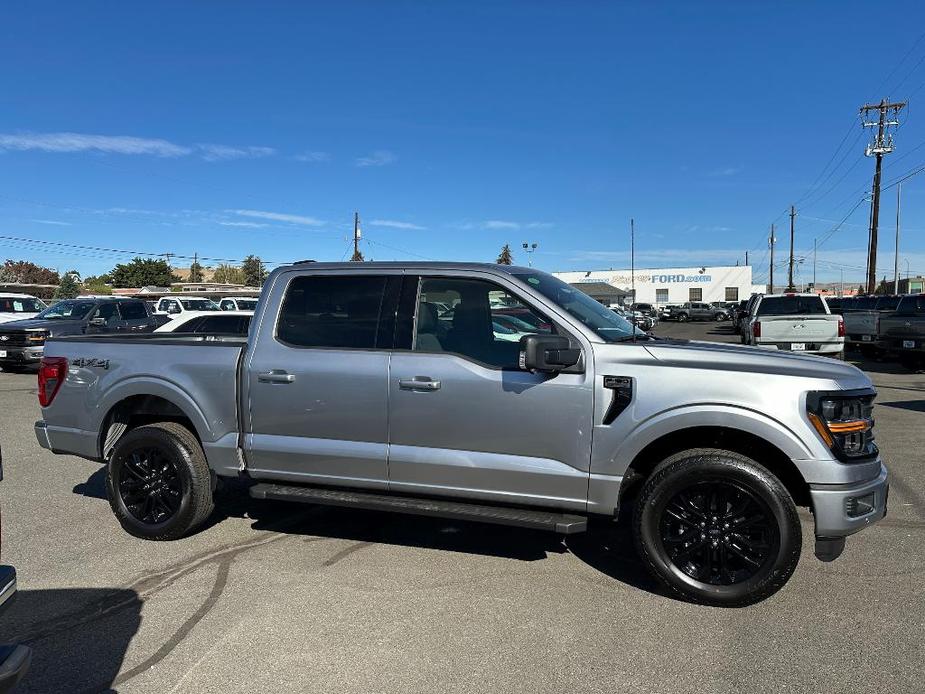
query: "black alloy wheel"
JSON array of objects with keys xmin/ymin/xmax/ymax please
[
  {"xmin": 633, "ymin": 448, "xmax": 802, "ymax": 607},
  {"xmin": 118, "ymin": 446, "xmax": 183, "ymax": 525},
  {"xmin": 659, "ymin": 480, "xmax": 777, "ymax": 586},
  {"xmin": 107, "ymin": 421, "xmax": 214, "ymax": 540}
]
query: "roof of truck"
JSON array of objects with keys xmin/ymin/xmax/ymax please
[{"xmin": 283, "ymin": 261, "xmax": 539, "ymax": 273}]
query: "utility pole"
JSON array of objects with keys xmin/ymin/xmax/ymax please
[
  {"xmin": 162, "ymin": 252, "xmax": 174, "ymax": 268},
  {"xmin": 787, "ymin": 205, "xmax": 796, "ymax": 291},
  {"xmin": 769, "ymin": 224, "xmax": 776, "ymax": 294},
  {"xmin": 812, "ymin": 239, "xmax": 816, "ymax": 290},
  {"xmin": 894, "ymin": 183, "xmax": 902, "ymax": 294},
  {"xmin": 351, "ymin": 211, "xmax": 363, "ymax": 262},
  {"xmin": 861, "ymin": 98, "xmax": 905, "ymax": 294},
  {"xmin": 630, "ymin": 218, "xmax": 635, "ymax": 302},
  {"xmin": 745, "ymin": 250, "xmax": 749, "ymax": 266}
]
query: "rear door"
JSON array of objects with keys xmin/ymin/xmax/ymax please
[
  {"xmin": 242, "ymin": 270, "xmax": 399, "ymax": 490},
  {"xmin": 387, "ymin": 272, "xmax": 594, "ymax": 511},
  {"xmin": 116, "ymin": 301, "xmax": 154, "ymax": 332}
]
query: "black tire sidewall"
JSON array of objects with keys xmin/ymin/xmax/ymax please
[
  {"xmin": 635, "ymin": 454, "xmax": 801, "ymax": 606},
  {"xmin": 107, "ymin": 426, "xmax": 200, "ymax": 540}
]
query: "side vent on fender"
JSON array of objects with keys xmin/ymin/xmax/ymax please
[{"xmin": 603, "ymin": 375, "xmax": 633, "ymax": 425}]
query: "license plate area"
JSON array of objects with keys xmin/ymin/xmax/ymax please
[
  {"xmin": 0, "ymin": 350, "xmax": 7, "ymax": 357},
  {"xmin": 861, "ymin": 335, "xmax": 872, "ymax": 342},
  {"xmin": 791, "ymin": 343, "xmax": 806, "ymax": 351},
  {"xmin": 903, "ymin": 340, "xmax": 916, "ymax": 349}
]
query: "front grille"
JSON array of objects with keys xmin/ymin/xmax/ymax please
[{"xmin": 0, "ymin": 332, "xmax": 30, "ymax": 346}]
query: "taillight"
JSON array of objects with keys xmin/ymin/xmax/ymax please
[
  {"xmin": 752, "ymin": 321, "xmax": 761, "ymax": 338},
  {"xmin": 838, "ymin": 317, "xmax": 845, "ymax": 338},
  {"xmin": 38, "ymin": 356, "xmax": 68, "ymax": 407}
]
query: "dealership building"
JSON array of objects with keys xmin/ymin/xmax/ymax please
[{"xmin": 554, "ymin": 265, "xmax": 767, "ymax": 306}]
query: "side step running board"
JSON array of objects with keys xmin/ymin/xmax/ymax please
[{"xmin": 249, "ymin": 483, "xmax": 588, "ymax": 534}]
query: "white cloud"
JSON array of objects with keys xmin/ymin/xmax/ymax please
[
  {"xmin": 356, "ymin": 150, "xmax": 396, "ymax": 167},
  {"xmin": 482, "ymin": 220, "xmax": 552, "ymax": 231},
  {"xmin": 483, "ymin": 220, "xmax": 521, "ymax": 230},
  {"xmin": 294, "ymin": 151, "xmax": 331, "ymax": 163},
  {"xmin": 197, "ymin": 144, "xmax": 276, "ymax": 161},
  {"xmin": 31, "ymin": 219, "xmax": 72, "ymax": 226},
  {"xmin": 369, "ymin": 219, "xmax": 425, "ymax": 230},
  {"xmin": 709, "ymin": 166, "xmax": 742, "ymax": 177},
  {"xmin": 229, "ymin": 209, "xmax": 325, "ymax": 226},
  {"xmin": 218, "ymin": 221, "xmax": 269, "ymax": 228},
  {"xmin": 0, "ymin": 131, "xmax": 191, "ymax": 157}
]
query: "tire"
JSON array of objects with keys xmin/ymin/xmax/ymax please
[
  {"xmin": 677, "ymin": 313, "xmax": 689, "ymax": 323},
  {"xmin": 106, "ymin": 421, "xmax": 214, "ymax": 540},
  {"xmin": 632, "ymin": 448, "xmax": 801, "ymax": 607},
  {"xmin": 832, "ymin": 350, "xmax": 845, "ymax": 361}
]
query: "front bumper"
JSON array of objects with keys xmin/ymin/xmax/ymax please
[
  {"xmin": 0, "ymin": 345, "xmax": 44, "ymax": 363},
  {"xmin": 810, "ymin": 463, "xmax": 889, "ymax": 538}
]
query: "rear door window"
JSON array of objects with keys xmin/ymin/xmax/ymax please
[
  {"xmin": 276, "ymin": 275, "xmax": 387, "ymax": 349},
  {"xmin": 118, "ymin": 301, "xmax": 148, "ymax": 320}
]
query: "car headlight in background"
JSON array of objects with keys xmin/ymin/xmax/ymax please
[
  {"xmin": 807, "ymin": 390, "xmax": 877, "ymax": 461},
  {"xmin": 25, "ymin": 330, "xmax": 47, "ymax": 344}
]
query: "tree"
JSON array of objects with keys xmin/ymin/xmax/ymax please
[
  {"xmin": 110, "ymin": 257, "xmax": 178, "ymax": 288},
  {"xmin": 496, "ymin": 244, "xmax": 514, "ymax": 265},
  {"xmin": 874, "ymin": 276, "xmax": 892, "ymax": 295},
  {"xmin": 241, "ymin": 255, "xmax": 268, "ymax": 286},
  {"xmin": 212, "ymin": 263, "xmax": 245, "ymax": 284},
  {"xmin": 53, "ymin": 272, "xmax": 81, "ymax": 299},
  {"xmin": 350, "ymin": 248, "xmax": 364, "ymax": 262},
  {"xmin": 857, "ymin": 285, "xmax": 866, "ymax": 296},
  {"xmin": 1, "ymin": 260, "xmax": 60, "ymax": 285},
  {"xmin": 188, "ymin": 258, "xmax": 205, "ymax": 283},
  {"xmin": 82, "ymin": 273, "xmax": 112, "ymax": 295}
]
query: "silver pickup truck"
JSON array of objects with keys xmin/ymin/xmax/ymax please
[{"xmin": 34, "ymin": 262, "xmax": 888, "ymax": 606}]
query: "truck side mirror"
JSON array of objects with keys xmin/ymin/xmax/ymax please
[{"xmin": 520, "ymin": 334, "xmax": 580, "ymax": 373}]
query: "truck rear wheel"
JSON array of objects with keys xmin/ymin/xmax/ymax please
[
  {"xmin": 106, "ymin": 421, "xmax": 214, "ymax": 541},
  {"xmin": 633, "ymin": 448, "xmax": 801, "ymax": 607}
]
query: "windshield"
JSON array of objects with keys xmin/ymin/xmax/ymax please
[
  {"xmin": 36, "ymin": 299, "xmax": 98, "ymax": 320},
  {"xmin": 756, "ymin": 296, "xmax": 827, "ymax": 316},
  {"xmin": 0, "ymin": 297, "xmax": 47, "ymax": 313},
  {"xmin": 512, "ymin": 270, "xmax": 637, "ymax": 341},
  {"xmin": 180, "ymin": 299, "xmax": 220, "ymax": 311},
  {"xmin": 235, "ymin": 299, "xmax": 258, "ymax": 310}
]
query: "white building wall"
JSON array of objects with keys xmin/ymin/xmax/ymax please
[{"xmin": 555, "ymin": 265, "xmax": 757, "ymax": 305}]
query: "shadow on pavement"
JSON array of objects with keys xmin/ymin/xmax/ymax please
[
  {"xmin": 0, "ymin": 587, "xmax": 142, "ymax": 694},
  {"xmin": 878, "ymin": 399, "xmax": 925, "ymax": 413},
  {"xmin": 72, "ymin": 464, "xmax": 107, "ymax": 499}
]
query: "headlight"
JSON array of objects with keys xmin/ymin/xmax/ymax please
[
  {"xmin": 807, "ymin": 390, "xmax": 877, "ymax": 461},
  {"xmin": 26, "ymin": 330, "xmax": 47, "ymax": 344}
]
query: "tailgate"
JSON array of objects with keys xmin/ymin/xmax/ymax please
[
  {"xmin": 843, "ymin": 311, "xmax": 878, "ymax": 336},
  {"xmin": 759, "ymin": 315, "xmax": 840, "ymax": 341}
]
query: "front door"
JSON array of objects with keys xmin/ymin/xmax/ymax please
[
  {"xmin": 388, "ymin": 274, "xmax": 595, "ymax": 511},
  {"xmin": 243, "ymin": 272, "xmax": 397, "ymax": 490}
]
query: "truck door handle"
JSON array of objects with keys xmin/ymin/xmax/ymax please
[
  {"xmin": 399, "ymin": 377, "xmax": 441, "ymax": 391},
  {"xmin": 258, "ymin": 371, "xmax": 295, "ymax": 384}
]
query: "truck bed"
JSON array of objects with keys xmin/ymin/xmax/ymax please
[{"xmin": 37, "ymin": 333, "xmax": 245, "ymax": 473}]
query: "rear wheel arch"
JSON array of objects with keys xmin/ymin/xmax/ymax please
[
  {"xmin": 99, "ymin": 394, "xmax": 203, "ymax": 460},
  {"xmin": 619, "ymin": 426, "xmax": 810, "ymax": 511}
]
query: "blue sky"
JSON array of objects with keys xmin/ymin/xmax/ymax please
[{"xmin": 3, "ymin": 1, "xmax": 925, "ymax": 285}]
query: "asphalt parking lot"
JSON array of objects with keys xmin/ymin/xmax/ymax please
[{"xmin": 1, "ymin": 321, "xmax": 923, "ymax": 694}]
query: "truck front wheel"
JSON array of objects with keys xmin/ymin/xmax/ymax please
[
  {"xmin": 106, "ymin": 422, "xmax": 215, "ymax": 541},
  {"xmin": 633, "ymin": 448, "xmax": 801, "ymax": 607}
]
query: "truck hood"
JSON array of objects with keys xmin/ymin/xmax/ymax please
[
  {"xmin": 0, "ymin": 318, "xmax": 86, "ymax": 335},
  {"xmin": 640, "ymin": 338, "xmax": 870, "ymax": 387}
]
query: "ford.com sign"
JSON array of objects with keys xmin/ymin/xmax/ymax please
[{"xmin": 651, "ymin": 273, "xmax": 712, "ymax": 283}]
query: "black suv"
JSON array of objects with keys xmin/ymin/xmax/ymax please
[{"xmin": 0, "ymin": 297, "xmax": 159, "ymax": 368}]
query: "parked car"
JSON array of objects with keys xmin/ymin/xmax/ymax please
[
  {"xmin": 733, "ymin": 299, "xmax": 750, "ymax": 333},
  {"xmin": 0, "ymin": 297, "xmax": 159, "ymax": 369},
  {"xmin": 674, "ymin": 301, "xmax": 715, "ymax": 322},
  {"xmin": 659, "ymin": 304, "xmax": 679, "ymax": 320},
  {"xmin": 219, "ymin": 297, "xmax": 259, "ymax": 311},
  {"xmin": 841, "ymin": 295, "xmax": 901, "ymax": 354},
  {"xmin": 0, "ymin": 294, "xmax": 47, "ymax": 324},
  {"xmin": 154, "ymin": 296, "xmax": 221, "ymax": 320},
  {"xmin": 877, "ymin": 294, "xmax": 925, "ymax": 370},
  {"xmin": 631, "ymin": 303, "xmax": 658, "ymax": 319},
  {"xmin": 35, "ymin": 261, "xmax": 888, "ymax": 607},
  {"xmin": 737, "ymin": 294, "xmax": 763, "ymax": 337},
  {"xmin": 0, "ymin": 446, "xmax": 33, "ymax": 692},
  {"xmin": 154, "ymin": 310, "xmax": 253, "ymax": 335},
  {"xmin": 744, "ymin": 293, "xmax": 844, "ymax": 358}
]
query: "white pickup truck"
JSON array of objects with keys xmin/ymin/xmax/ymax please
[{"xmin": 745, "ymin": 293, "xmax": 844, "ymax": 359}]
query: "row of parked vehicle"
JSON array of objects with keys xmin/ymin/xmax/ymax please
[
  {"xmin": 731, "ymin": 291, "xmax": 925, "ymax": 369},
  {"xmin": 0, "ymin": 294, "xmax": 258, "ymax": 370}
]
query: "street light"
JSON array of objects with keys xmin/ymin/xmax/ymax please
[{"xmin": 522, "ymin": 242, "xmax": 538, "ymax": 267}]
